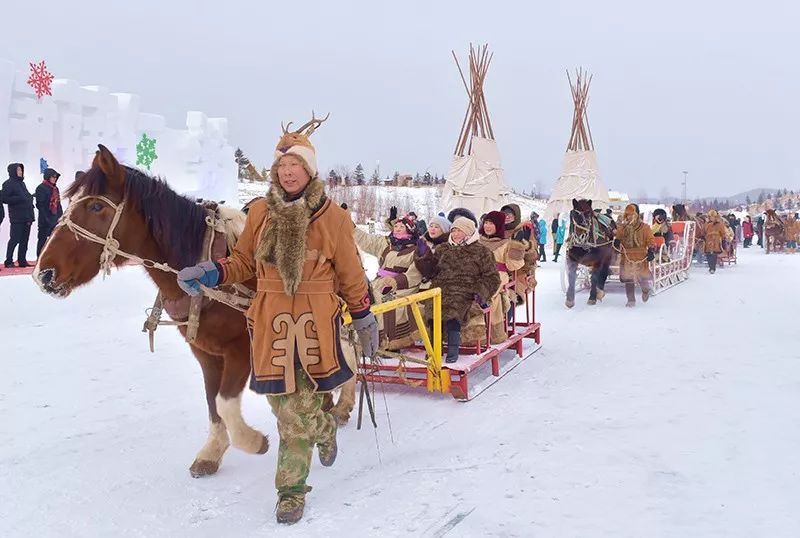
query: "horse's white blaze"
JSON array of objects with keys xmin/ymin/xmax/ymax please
[
  {"xmin": 215, "ymin": 393, "xmax": 264, "ymax": 454},
  {"xmin": 194, "ymin": 419, "xmax": 230, "ymax": 464}
]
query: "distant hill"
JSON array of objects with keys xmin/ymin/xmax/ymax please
[{"xmin": 719, "ymin": 188, "xmax": 781, "ymax": 206}]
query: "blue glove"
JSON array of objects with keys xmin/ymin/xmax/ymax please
[
  {"xmin": 646, "ymin": 247, "xmax": 655, "ymax": 262},
  {"xmin": 475, "ymin": 294, "xmax": 490, "ymax": 310},
  {"xmin": 177, "ymin": 260, "xmax": 220, "ymax": 296},
  {"xmin": 352, "ymin": 312, "xmax": 379, "ymax": 358}
]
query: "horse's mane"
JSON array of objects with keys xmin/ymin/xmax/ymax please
[{"xmin": 66, "ymin": 166, "xmax": 208, "ymax": 268}]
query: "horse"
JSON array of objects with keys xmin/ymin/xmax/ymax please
[
  {"xmin": 764, "ymin": 209, "xmax": 786, "ymax": 254},
  {"xmin": 32, "ymin": 145, "xmax": 357, "ymax": 478},
  {"xmin": 564, "ymin": 199, "xmax": 615, "ymax": 308}
]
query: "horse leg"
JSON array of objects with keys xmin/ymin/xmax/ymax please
[
  {"xmin": 596, "ymin": 258, "xmax": 610, "ymax": 301},
  {"xmin": 217, "ymin": 338, "xmax": 269, "ymax": 455},
  {"xmin": 565, "ymin": 256, "xmax": 577, "ymax": 308},
  {"xmin": 587, "ymin": 267, "xmax": 598, "ymax": 304},
  {"xmin": 189, "ymin": 346, "xmax": 231, "ymax": 478}
]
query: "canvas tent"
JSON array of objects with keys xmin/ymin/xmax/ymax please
[
  {"xmin": 545, "ymin": 69, "xmax": 610, "ymax": 222},
  {"xmin": 443, "ymin": 44, "xmax": 510, "ymax": 217}
]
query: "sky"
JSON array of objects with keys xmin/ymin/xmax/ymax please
[{"xmin": 1, "ymin": 0, "xmax": 798, "ymax": 199}]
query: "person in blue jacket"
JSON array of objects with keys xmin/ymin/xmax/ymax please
[
  {"xmin": 553, "ymin": 214, "xmax": 567, "ymax": 262},
  {"xmin": 537, "ymin": 215, "xmax": 548, "ymax": 262}
]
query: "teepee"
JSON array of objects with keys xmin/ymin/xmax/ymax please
[
  {"xmin": 442, "ymin": 44, "xmax": 510, "ymax": 217},
  {"xmin": 545, "ymin": 69, "xmax": 610, "ymax": 221}
]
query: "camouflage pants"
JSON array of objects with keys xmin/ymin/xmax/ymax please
[{"xmin": 267, "ymin": 367, "xmax": 336, "ymax": 498}]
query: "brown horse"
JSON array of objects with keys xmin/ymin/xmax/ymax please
[
  {"xmin": 32, "ymin": 146, "xmax": 356, "ymax": 477},
  {"xmin": 764, "ymin": 209, "xmax": 785, "ymax": 254},
  {"xmin": 565, "ymin": 199, "xmax": 614, "ymax": 308}
]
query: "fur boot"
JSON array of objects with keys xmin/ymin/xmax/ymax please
[{"xmin": 625, "ymin": 282, "xmax": 636, "ymax": 307}]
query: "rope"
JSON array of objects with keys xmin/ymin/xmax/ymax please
[{"xmin": 59, "ymin": 190, "xmax": 251, "ymax": 313}]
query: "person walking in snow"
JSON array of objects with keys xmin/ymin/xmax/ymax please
[
  {"xmin": 34, "ymin": 168, "xmax": 63, "ymax": 256},
  {"xmin": 742, "ymin": 216, "xmax": 754, "ymax": 248},
  {"xmin": 553, "ymin": 214, "xmax": 566, "ymax": 262},
  {"xmin": 702, "ymin": 209, "xmax": 728, "ymax": 274},
  {"xmin": 177, "ymin": 121, "xmax": 378, "ymax": 525},
  {"xmin": 615, "ymin": 203, "xmax": 655, "ymax": 307},
  {"xmin": 537, "ymin": 215, "xmax": 548, "ymax": 262},
  {"xmin": 2, "ymin": 163, "xmax": 35, "ymax": 268}
]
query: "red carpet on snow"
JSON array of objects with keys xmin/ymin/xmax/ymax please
[{"xmin": 0, "ymin": 262, "xmax": 36, "ymax": 277}]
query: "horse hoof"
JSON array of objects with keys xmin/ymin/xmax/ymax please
[
  {"xmin": 190, "ymin": 459, "xmax": 220, "ymax": 478},
  {"xmin": 565, "ymin": 300, "xmax": 575, "ymax": 309},
  {"xmin": 596, "ymin": 289, "xmax": 606, "ymax": 301},
  {"xmin": 587, "ymin": 299, "xmax": 597, "ymax": 305},
  {"xmin": 257, "ymin": 435, "xmax": 270, "ymax": 455}
]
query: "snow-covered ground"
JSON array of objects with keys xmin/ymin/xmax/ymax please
[{"xmin": 2, "ymin": 247, "xmax": 800, "ymax": 537}]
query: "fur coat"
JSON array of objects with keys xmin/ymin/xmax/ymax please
[
  {"xmin": 703, "ymin": 219, "xmax": 728, "ymax": 254},
  {"xmin": 615, "ymin": 220, "xmax": 654, "ymax": 281},
  {"xmin": 432, "ymin": 240, "xmax": 500, "ymax": 323},
  {"xmin": 218, "ymin": 178, "xmax": 370, "ymax": 395},
  {"xmin": 353, "ymin": 227, "xmax": 423, "ymax": 348}
]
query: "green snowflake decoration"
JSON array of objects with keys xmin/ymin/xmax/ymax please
[{"xmin": 136, "ymin": 133, "xmax": 158, "ymax": 169}]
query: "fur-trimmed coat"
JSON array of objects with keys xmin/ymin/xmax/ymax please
[
  {"xmin": 353, "ymin": 227, "xmax": 423, "ymax": 348},
  {"xmin": 218, "ymin": 178, "xmax": 370, "ymax": 395},
  {"xmin": 615, "ymin": 220, "xmax": 654, "ymax": 281},
  {"xmin": 432, "ymin": 241, "xmax": 500, "ymax": 323},
  {"xmin": 414, "ymin": 231, "xmax": 450, "ymax": 288},
  {"xmin": 703, "ymin": 219, "xmax": 728, "ymax": 254}
]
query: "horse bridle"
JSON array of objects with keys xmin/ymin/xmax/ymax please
[
  {"xmin": 569, "ymin": 210, "xmax": 612, "ymax": 249},
  {"xmin": 56, "ymin": 189, "xmax": 133, "ymax": 276}
]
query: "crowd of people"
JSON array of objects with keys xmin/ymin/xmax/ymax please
[
  {"xmin": 0, "ymin": 162, "xmax": 66, "ymax": 270},
  {"xmin": 352, "ymin": 202, "xmax": 540, "ymax": 363}
]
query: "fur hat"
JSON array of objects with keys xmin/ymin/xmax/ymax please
[
  {"xmin": 269, "ymin": 113, "xmax": 329, "ymax": 182},
  {"xmin": 447, "ymin": 207, "xmax": 477, "ymax": 225},
  {"xmin": 481, "ymin": 211, "xmax": 506, "ymax": 239},
  {"xmin": 429, "ymin": 215, "xmax": 451, "ymax": 233},
  {"xmin": 451, "ymin": 216, "xmax": 477, "ymax": 238}
]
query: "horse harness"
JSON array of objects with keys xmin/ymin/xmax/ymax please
[{"xmin": 58, "ymin": 189, "xmax": 254, "ymax": 350}]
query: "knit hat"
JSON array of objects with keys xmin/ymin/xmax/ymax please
[
  {"xmin": 429, "ymin": 215, "xmax": 451, "ymax": 233},
  {"xmin": 270, "ymin": 113, "xmax": 329, "ymax": 182},
  {"xmin": 43, "ymin": 168, "xmax": 60, "ymax": 181},
  {"xmin": 396, "ymin": 214, "xmax": 417, "ymax": 235},
  {"xmin": 481, "ymin": 211, "xmax": 506, "ymax": 239},
  {"xmin": 447, "ymin": 207, "xmax": 477, "ymax": 225},
  {"xmin": 451, "ymin": 216, "xmax": 476, "ymax": 238}
]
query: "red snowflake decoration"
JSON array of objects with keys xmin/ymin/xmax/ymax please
[{"xmin": 27, "ymin": 60, "xmax": 54, "ymax": 99}]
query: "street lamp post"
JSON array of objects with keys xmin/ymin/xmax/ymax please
[{"xmin": 681, "ymin": 171, "xmax": 688, "ymax": 204}]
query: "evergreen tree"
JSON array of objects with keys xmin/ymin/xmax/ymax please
[
  {"xmin": 746, "ymin": 195, "xmax": 752, "ymax": 206},
  {"xmin": 393, "ymin": 171, "xmax": 400, "ymax": 181},
  {"xmin": 260, "ymin": 167, "xmax": 270, "ymax": 182},
  {"xmin": 354, "ymin": 163, "xmax": 365, "ymax": 185},
  {"xmin": 234, "ymin": 147, "xmax": 251, "ymax": 181},
  {"xmin": 414, "ymin": 172, "xmax": 421, "ymax": 184},
  {"xmin": 370, "ymin": 167, "xmax": 380, "ymax": 186},
  {"xmin": 327, "ymin": 169, "xmax": 339, "ymax": 188},
  {"xmin": 422, "ymin": 172, "xmax": 433, "ymax": 185},
  {"xmin": 757, "ymin": 192, "xmax": 765, "ymax": 204},
  {"xmin": 767, "ymin": 192, "xmax": 773, "ymax": 200}
]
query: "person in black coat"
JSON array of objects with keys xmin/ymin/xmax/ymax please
[
  {"xmin": 35, "ymin": 168, "xmax": 63, "ymax": 256},
  {"xmin": 1, "ymin": 163, "xmax": 35, "ymax": 267}
]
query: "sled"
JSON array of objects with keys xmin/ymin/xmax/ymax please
[
  {"xmin": 561, "ymin": 221, "xmax": 696, "ymax": 295},
  {"xmin": 353, "ymin": 282, "xmax": 542, "ymax": 401}
]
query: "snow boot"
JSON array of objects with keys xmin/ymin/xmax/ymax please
[
  {"xmin": 317, "ymin": 424, "xmax": 338, "ymax": 467},
  {"xmin": 625, "ymin": 283, "xmax": 636, "ymax": 307},
  {"xmin": 4, "ymin": 260, "xmax": 12, "ymax": 268},
  {"xmin": 445, "ymin": 329, "xmax": 461, "ymax": 364},
  {"xmin": 276, "ymin": 492, "xmax": 307, "ymax": 525}
]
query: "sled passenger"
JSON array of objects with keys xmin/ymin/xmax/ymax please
[
  {"xmin": 651, "ymin": 208, "xmax": 673, "ymax": 262},
  {"xmin": 177, "ymin": 121, "xmax": 379, "ymax": 524},
  {"xmin": 413, "ymin": 214, "xmax": 451, "ymax": 289},
  {"xmin": 353, "ymin": 213, "xmax": 423, "ymax": 349},
  {"xmin": 479, "ymin": 211, "xmax": 526, "ymax": 343},
  {"xmin": 429, "ymin": 217, "xmax": 500, "ymax": 363},
  {"xmin": 615, "ymin": 203, "xmax": 655, "ymax": 307}
]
